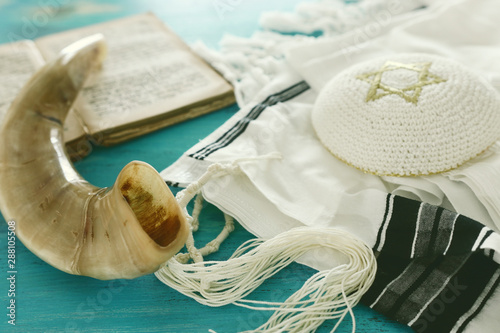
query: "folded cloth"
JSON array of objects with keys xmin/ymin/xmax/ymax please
[
  {"xmin": 162, "ymin": 0, "xmax": 500, "ymax": 331},
  {"xmin": 195, "ymin": 0, "xmax": 428, "ymax": 107},
  {"xmin": 287, "ymin": 0, "xmax": 500, "ymax": 93},
  {"xmin": 287, "ymin": 0, "xmax": 500, "ymax": 231},
  {"xmin": 162, "ymin": 74, "xmax": 500, "ymax": 332}
]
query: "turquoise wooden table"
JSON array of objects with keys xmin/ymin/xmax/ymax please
[{"xmin": 0, "ymin": 1, "xmax": 413, "ymax": 332}]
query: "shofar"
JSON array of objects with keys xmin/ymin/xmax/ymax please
[{"xmin": 0, "ymin": 34, "xmax": 189, "ymax": 280}]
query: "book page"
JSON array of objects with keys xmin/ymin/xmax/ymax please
[
  {"xmin": 35, "ymin": 13, "xmax": 233, "ymax": 136},
  {"xmin": 0, "ymin": 40, "xmax": 87, "ymax": 144},
  {"xmin": 0, "ymin": 41, "xmax": 44, "ymax": 122}
]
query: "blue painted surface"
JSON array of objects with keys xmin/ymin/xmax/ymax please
[{"xmin": 0, "ymin": 1, "xmax": 413, "ymax": 332}]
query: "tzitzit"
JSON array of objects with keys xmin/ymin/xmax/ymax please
[{"xmin": 155, "ymin": 157, "xmax": 377, "ymax": 333}]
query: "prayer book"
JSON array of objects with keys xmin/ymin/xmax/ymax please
[{"xmin": 0, "ymin": 12, "xmax": 235, "ymax": 159}]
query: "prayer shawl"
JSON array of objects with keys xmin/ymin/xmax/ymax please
[{"xmin": 161, "ymin": 0, "xmax": 500, "ymax": 331}]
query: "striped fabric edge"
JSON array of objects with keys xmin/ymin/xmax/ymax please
[
  {"xmin": 188, "ymin": 80, "xmax": 310, "ymax": 160},
  {"xmin": 363, "ymin": 194, "xmax": 500, "ymax": 333},
  {"xmin": 451, "ymin": 268, "xmax": 500, "ymax": 332}
]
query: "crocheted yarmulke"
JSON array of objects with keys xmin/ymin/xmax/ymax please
[{"xmin": 312, "ymin": 53, "xmax": 500, "ymax": 176}]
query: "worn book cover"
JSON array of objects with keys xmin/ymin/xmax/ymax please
[{"xmin": 0, "ymin": 12, "xmax": 235, "ymax": 159}]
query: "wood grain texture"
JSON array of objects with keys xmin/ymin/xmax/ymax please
[{"xmin": 0, "ymin": 0, "xmax": 413, "ymax": 332}]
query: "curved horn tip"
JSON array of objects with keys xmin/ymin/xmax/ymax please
[
  {"xmin": 60, "ymin": 33, "xmax": 107, "ymax": 66},
  {"xmin": 59, "ymin": 33, "xmax": 107, "ymax": 89}
]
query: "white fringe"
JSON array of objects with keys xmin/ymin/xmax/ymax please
[
  {"xmin": 156, "ymin": 226, "xmax": 376, "ymax": 332},
  {"xmin": 157, "ymin": 157, "xmax": 377, "ymax": 332},
  {"xmin": 193, "ymin": 0, "xmax": 426, "ymax": 106}
]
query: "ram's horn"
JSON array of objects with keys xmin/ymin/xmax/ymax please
[{"xmin": 0, "ymin": 34, "xmax": 189, "ymax": 280}]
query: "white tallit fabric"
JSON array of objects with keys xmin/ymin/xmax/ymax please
[
  {"xmin": 163, "ymin": 72, "xmax": 388, "ymax": 248},
  {"xmin": 286, "ymin": 0, "xmax": 500, "ymax": 231},
  {"xmin": 194, "ymin": 0, "xmax": 429, "ymax": 107},
  {"xmin": 287, "ymin": 0, "xmax": 500, "ymax": 93},
  {"xmin": 161, "ymin": 0, "xmax": 500, "ymax": 331}
]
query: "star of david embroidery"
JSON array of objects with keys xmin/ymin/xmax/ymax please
[{"xmin": 356, "ymin": 61, "xmax": 447, "ymax": 105}]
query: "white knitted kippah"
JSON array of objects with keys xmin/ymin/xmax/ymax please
[{"xmin": 312, "ymin": 53, "xmax": 500, "ymax": 176}]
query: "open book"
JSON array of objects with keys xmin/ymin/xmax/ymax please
[{"xmin": 0, "ymin": 13, "xmax": 235, "ymax": 159}]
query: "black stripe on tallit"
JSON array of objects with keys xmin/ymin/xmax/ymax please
[
  {"xmin": 188, "ymin": 81, "xmax": 310, "ymax": 160},
  {"xmin": 455, "ymin": 269, "xmax": 500, "ymax": 333},
  {"xmin": 362, "ymin": 195, "xmax": 499, "ymax": 333},
  {"xmin": 373, "ymin": 193, "xmax": 393, "ymax": 251},
  {"xmin": 362, "ymin": 195, "xmax": 420, "ymax": 305},
  {"xmin": 411, "ymin": 252, "xmax": 499, "ymax": 333}
]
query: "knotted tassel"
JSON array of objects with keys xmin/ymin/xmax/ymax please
[{"xmin": 156, "ymin": 226, "xmax": 376, "ymax": 332}]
